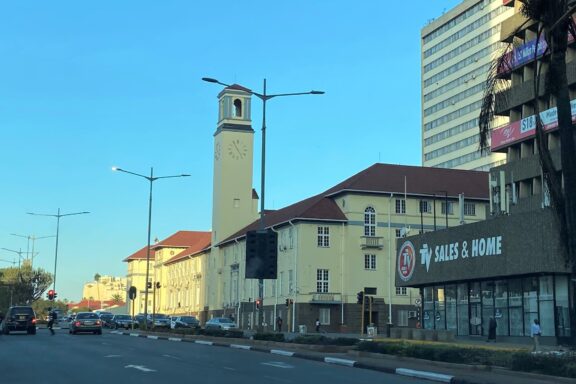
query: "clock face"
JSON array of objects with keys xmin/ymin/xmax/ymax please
[
  {"xmin": 214, "ymin": 143, "xmax": 222, "ymax": 161},
  {"xmin": 228, "ymin": 139, "xmax": 247, "ymax": 160}
]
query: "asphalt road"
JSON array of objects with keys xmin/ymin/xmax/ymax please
[{"xmin": 1, "ymin": 328, "xmax": 431, "ymax": 384}]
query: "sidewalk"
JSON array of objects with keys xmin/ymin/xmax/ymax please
[{"xmin": 112, "ymin": 329, "xmax": 572, "ymax": 384}]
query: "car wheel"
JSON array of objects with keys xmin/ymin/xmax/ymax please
[
  {"xmin": 28, "ymin": 327, "xmax": 36, "ymax": 335},
  {"xmin": 97, "ymin": 329, "xmax": 102, "ymax": 335}
]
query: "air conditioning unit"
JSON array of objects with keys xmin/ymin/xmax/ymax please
[{"xmin": 408, "ymin": 310, "xmax": 418, "ymax": 319}]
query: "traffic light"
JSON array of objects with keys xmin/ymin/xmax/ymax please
[
  {"xmin": 54, "ymin": 292, "xmax": 58, "ymax": 300},
  {"xmin": 356, "ymin": 291, "xmax": 364, "ymax": 304},
  {"xmin": 285, "ymin": 298, "xmax": 289, "ymax": 307},
  {"xmin": 147, "ymin": 282, "xmax": 152, "ymax": 289},
  {"xmin": 245, "ymin": 230, "xmax": 278, "ymax": 279},
  {"xmin": 47, "ymin": 289, "xmax": 55, "ymax": 301},
  {"xmin": 155, "ymin": 282, "xmax": 161, "ymax": 289},
  {"xmin": 255, "ymin": 299, "xmax": 262, "ymax": 310}
]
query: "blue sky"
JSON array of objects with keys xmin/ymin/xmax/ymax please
[{"xmin": 0, "ymin": 0, "xmax": 462, "ymax": 301}]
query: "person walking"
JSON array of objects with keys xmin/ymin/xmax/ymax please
[
  {"xmin": 531, "ymin": 319, "xmax": 541, "ymax": 352},
  {"xmin": 315, "ymin": 318, "xmax": 320, "ymax": 333},
  {"xmin": 487, "ymin": 317, "xmax": 497, "ymax": 342},
  {"xmin": 276, "ymin": 316, "xmax": 282, "ymax": 332},
  {"xmin": 47, "ymin": 308, "xmax": 57, "ymax": 335}
]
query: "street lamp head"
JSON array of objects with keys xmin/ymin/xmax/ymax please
[
  {"xmin": 181, "ymin": 174, "xmax": 191, "ymax": 177},
  {"xmin": 202, "ymin": 77, "xmax": 219, "ymax": 83},
  {"xmin": 112, "ymin": 166, "xmax": 121, "ymax": 171},
  {"xmin": 310, "ymin": 90, "xmax": 325, "ymax": 95}
]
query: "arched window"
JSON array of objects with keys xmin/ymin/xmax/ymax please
[
  {"xmin": 233, "ymin": 99, "xmax": 242, "ymax": 117},
  {"xmin": 364, "ymin": 207, "xmax": 376, "ymax": 236}
]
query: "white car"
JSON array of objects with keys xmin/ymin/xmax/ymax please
[{"xmin": 205, "ymin": 317, "xmax": 237, "ymax": 330}]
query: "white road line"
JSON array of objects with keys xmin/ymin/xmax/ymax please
[
  {"xmin": 271, "ymin": 350, "xmax": 294, "ymax": 357},
  {"xmin": 104, "ymin": 354, "xmax": 122, "ymax": 358},
  {"xmin": 195, "ymin": 340, "xmax": 213, "ymax": 345},
  {"xmin": 162, "ymin": 354, "xmax": 180, "ymax": 360},
  {"xmin": 223, "ymin": 367, "xmax": 236, "ymax": 371},
  {"xmin": 262, "ymin": 362, "xmax": 293, "ymax": 369},
  {"xmin": 395, "ymin": 368, "xmax": 453, "ymax": 383},
  {"xmin": 168, "ymin": 337, "xmax": 182, "ymax": 342},
  {"xmin": 231, "ymin": 344, "xmax": 251, "ymax": 350},
  {"xmin": 324, "ymin": 357, "xmax": 356, "ymax": 367},
  {"xmin": 125, "ymin": 364, "xmax": 156, "ymax": 373}
]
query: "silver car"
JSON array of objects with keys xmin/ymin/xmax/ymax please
[{"xmin": 205, "ymin": 317, "xmax": 237, "ymax": 330}]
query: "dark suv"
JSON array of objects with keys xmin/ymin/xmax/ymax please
[{"xmin": 1, "ymin": 306, "xmax": 37, "ymax": 335}]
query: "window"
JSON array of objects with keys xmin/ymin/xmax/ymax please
[
  {"xmin": 364, "ymin": 207, "xmax": 376, "ymax": 236},
  {"xmin": 396, "ymin": 287, "xmax": 407, "ymax": 295},
  {"xmin": 395, "ymin": 229, "xmax": 402, "ymax": 238},
  {"xmin": 397, "ymin": 310, "xmax": 408, "ymax": 327},
  {"xmin": 441, "ymin": 201, "xmax": 454, "ymax": 215},
  {"xmin": 317, "ymin": 226, "xmax": 330, "ymax": 247},
  {"xmin": 419, "ymin": 200, "xmax": 431, "ymax": 213},
  {"xmin": 316, "ymin": 269, "xmax": 329, "ymax": 293},
  {"xmin": 463, "ymin": 202, "xmax": 476, "ymax": 216},
  {"xmin": 233, "ymin": 99, "xmax": 242, "ymax": 117},
  {"xmin": 319, "ymin": 308, "xmax": 330, "ymax": 325},
  {"xmin": 364, "ymin": 254, "xmax": 376, "ymax": 270},
  {"xmin": 395, "ymin": 199, "xmax": 406, "ymax": 214}
]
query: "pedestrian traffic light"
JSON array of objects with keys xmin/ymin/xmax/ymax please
[
  {"xmin": 356, "ymin": 291, "xmax": 364, "ymax": 304},
  {"xmin": 47, "ymin": 289, "xmax": 55, "ymax": 301},
  {"xmin": 54, "ymin": 292, "xmax": 58, "ymax": 300},
  {"xmin": 147, "ymin": 282, "xmax": 152, "ymax": 289},
  {"xmin": 255, "ymin": 299, "xmax": 262, "ymax": 310}
]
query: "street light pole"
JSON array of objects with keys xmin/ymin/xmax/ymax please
[
  {"xmin": 202, "ymin": 77, "xmax": 324, "ymax": 330},
  {"xmin": 28, "ymin": 209, "xmax": 89, "ymax": 292},
  {"xmin": 10, "ymin": 233, "xmax": 55, "ymax": 268},
  {"xmin": 0, "ymin": 248, "xmax": 25, "ymax": 268},
  {"xmin": 112, "ymin": 166, "xmax": 190, "ymax": 329}
]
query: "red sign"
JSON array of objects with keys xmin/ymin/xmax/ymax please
[{"xmin": 398, "ymin": 241, "xmax": 416, "ymax": 282}]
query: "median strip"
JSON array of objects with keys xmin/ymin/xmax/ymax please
[
  {"xmin": 395, "ymin": 368, "xmax": 453, "ymax": 383},
  {"xmin": 324, "ymin": 357, "xmax": 356, "ymax": 367}
]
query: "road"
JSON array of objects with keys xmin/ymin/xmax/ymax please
[{"xmin": 1, "ymin": 328, "xmax": 431, "ymax": 384}]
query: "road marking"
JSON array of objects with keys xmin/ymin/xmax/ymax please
[
  {"xmin": 271, "ymin": 350, "xmax": 294, "ymax": 357},
  {"xmin": 125, "ymin": 365, "xmax": 156, "ymax": 372},
  {"xmin": 104, "ymin": 354, "xmax": 122, "ymax": 358},
  {"xmin": 262, "ymin": 361, "xmax": 293, "ymax": 369},
  {"xmin": 231, "ymin": 344, "xmax": 251, "ymax": 350},
  {"xmin": 195, "ymin": 340, "xmax": 213, "ymax": 345},
  {"xmin": 147, "ymin": 335, "xmax": 159, "ymax": 340},
  {"xmin": 395, "ymin": 368, "xmax": 453, "ymax": 383},
  {"xmin": 162, "ymin": 354, "xmax": 180, "ymax": 360},
  {"xmin": 324, "ymin": 357, "xmax": 356, "ymax": 367},
  {"xmin": 168, "ymin": 337, "xmax": 182, "ymax": 342},
  {"xmin": 223, "ymin": 367, "xmax": 236, "ymax": 371}
]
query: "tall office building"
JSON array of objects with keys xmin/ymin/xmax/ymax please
[{"xmin": 421, "ymin": 0, "xmax": 513, "ymax": 170}]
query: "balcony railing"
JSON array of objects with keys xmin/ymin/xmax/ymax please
[
  {"xmin": 361, "ymin": 236, "xmax": 384, "ymax": 249},
  {"xmin": 310, "ymin": 292, "xmax": 342, "ymax": 304}
]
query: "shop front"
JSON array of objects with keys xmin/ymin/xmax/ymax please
[{"xmin": 396, "ymin": 209, "xmax": 575, "ymax": 343}]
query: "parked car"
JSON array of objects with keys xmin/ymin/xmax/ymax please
[
  {"xmin": 98, "ymin": 313, "xmax": 115, "ymax": 328},
  {"xmin": 147, "ymin": 313, "xmax": 170, "ymax": 328},
  {"xmin": 0, "ymin": 306, "xmax": 37, "ymax": 335},
  {"xmin": 170, "ymin": 315, "xmax": 200, "ymax": 329},
  {"xmin": 205, "ymin": 317, "xmax": 238, "ymax": 331},
  {"xmin": 111, "ymin": 314, "xmax": 136, "ymax": 329},
  {"xmin": 69, "ymin": 312, "xmax": 102, "ymax": 335}
]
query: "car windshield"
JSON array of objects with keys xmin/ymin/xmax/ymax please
[
  {"xmin": 116, "ymin": 315, "xmax": 131, "ymax": 320},
  {"xmin": 218, "ymin": 318, "xmax": 233, "ymax": 323},
  {"xmin": 152, "ymin": 314, "xmax": 168, "ymax": 319},
  {"xmin": 180, "ymin": 316, "xmax": 197, "ymax": 323},
  {"xmin": 11, "ymin": 307, "xmax": 34, "ymax": 315},
  {"xmin": 76, "ymin": 313, "xmax": 99, "ymax": 319}
]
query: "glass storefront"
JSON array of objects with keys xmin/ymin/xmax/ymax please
[{"xmin": 420, "ymin": 274, "xmax": 571, "ymax": 338}]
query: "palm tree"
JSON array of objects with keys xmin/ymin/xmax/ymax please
[
  {"xmin": 479, "ymin": 0, "xmax": 576, "ymax": 273},
  {"xmin": 94, "ymin": 273, "xmax": 102, "ymax": 309}
]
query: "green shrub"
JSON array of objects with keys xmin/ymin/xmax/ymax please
[
  {"xmin": 292, "ymin": 335, "xmax": 330, "ymax": 345},
  {"xmin": 332, "ymin": 337, "xmax": 359, "ymax": 346},
  {"xmin": 253, "ymin": 332, "xmax": 285, "ymax": 342},
  {"xmin": 510, "ymin": 352, "xmax": 576, "ymax": 378}
]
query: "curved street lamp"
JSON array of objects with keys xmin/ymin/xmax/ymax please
[
  {"xmin": 112, "ymin": 166, "xmax": 190, "ymax": 329},
  {"xmin": 202, "ymin": 77, "xmax": 324, "ymax": 332}
]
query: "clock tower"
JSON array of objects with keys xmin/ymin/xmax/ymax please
[{"xmin": 211, "ymin": 84, "xmax": 257, "ymax": 245}]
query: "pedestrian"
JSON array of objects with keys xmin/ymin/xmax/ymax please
[
  {"xmin": 531, "ymin": 318, "xmax": 541, "ymax": 352},
  {"xmin": 487, "ymin": 317, "xmax": 497, "ymax": 342},
  {"xmin": 276, "ymin": 316, "xmax": 282, "ymax": 332},
  {"xmin": 315, "ymin": 318, "xmax": 320, "ymax": 332},
  {"xmin": 47, "ymin": 308, "xmax": 57, "ymax": 335}
]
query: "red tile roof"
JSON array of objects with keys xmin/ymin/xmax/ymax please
[
  {"xmin": 123, "ymin": 245, "xmax": 155, "ymax": 262},
  {"xmin": 152, "ymin": 230, "xmax": 211, "ymax": 250},
  {"xmin": 219, "ymin": 163, "xmax": 488, "ymax": 245}
]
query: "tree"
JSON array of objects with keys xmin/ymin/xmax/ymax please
[
  {"xmin": 111, "ymin": 293, "xmax": 124, "ymax": 305},
  {"xmin": 0, "ymin": 265, "xmax": 52, "ymax": 307},
  {"xmin": 479, "ymin": 0, "xmax": 576, "ymax": 273}
]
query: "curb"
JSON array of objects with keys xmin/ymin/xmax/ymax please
[{"xmin": 110, "ymin": 330, "xmax": 457, "ymax": 383}]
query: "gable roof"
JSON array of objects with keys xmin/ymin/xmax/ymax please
[
  {"xmin": 219, "ymin": 163, "xmax": 488, "ymax": 246},
  {"xmin": 123, "ymin": 231, "xmax": 211, "ymax": 263}
]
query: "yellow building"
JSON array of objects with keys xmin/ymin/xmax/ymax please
[
  {"xmin": 123, "ymin": 84, "xmax": 490, "ymax": 333},
  {"xmin": 82, "ymin": 275, "xmax": 127, "ymax": 305}
]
